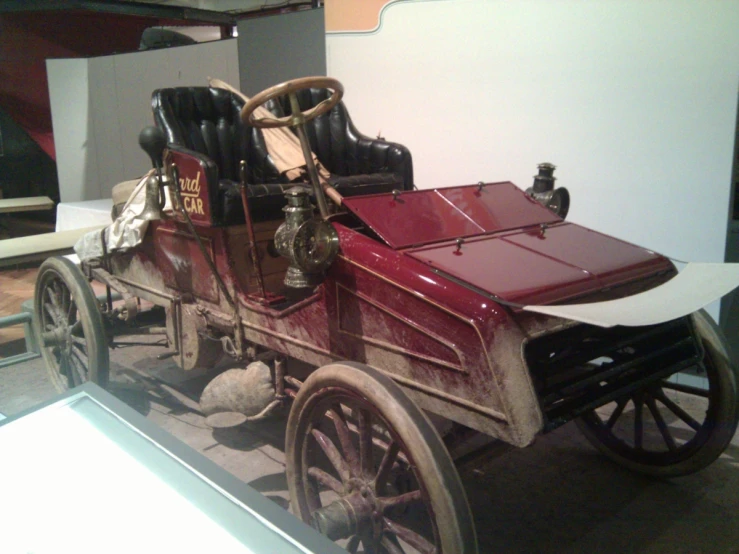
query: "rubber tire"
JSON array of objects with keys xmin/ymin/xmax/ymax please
[
  {"xmin": 34, "ymin": 257, "xmax": 110, "ymax": 391},
  {"xmin": 576, "ymin": 309, "xmax": 739, "ymax": 477},
  {"xmin": 286, "ymin": 361, "xmax": 478, "ymax": 554}
]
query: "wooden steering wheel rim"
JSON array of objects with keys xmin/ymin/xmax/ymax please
[{"xmin": 240, "ymin": 76, "xmax": 344, "ymax": 129}]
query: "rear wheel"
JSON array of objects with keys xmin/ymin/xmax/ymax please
[
  {"xmin": 34, "ymin": 257, "xmax": 109, "ymax": 391},
  {"xmin": 286, "ymin": 362, "xmax": 477, "ymax": 553},
  {"xmin": 577, "ymin": 310, "xmax": 739, "ymax": 477}
]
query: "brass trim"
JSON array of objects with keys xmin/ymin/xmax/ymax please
[
  {"xmin": 239, "ymin": 317, "xmax": 336, "ymax": 359},
  {"xmin": 237, "ymin": 316, "xmax": 508, "ymax": 423},
  {"xmin": 383, "ymin": 371, "xmax": 507, "ymax": 422},
  {"xmin": 336, "ymin": 283, "xmax": 466, "ymax": 373},
  {"xmin": 338, "ymin": 255, "xmax": 479, "ymax": 328},
  {"xmin": 337, "ymin": 255, "xmax": 517, "ymax": 425}
]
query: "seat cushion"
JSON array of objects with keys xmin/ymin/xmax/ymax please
[
  {"xmin": 219, "ymin": 173, "xmax": 404, "ymax": 227},
  {"xmin": 219, "ymin": 180, "xmax": 294, "ymax": 225}
]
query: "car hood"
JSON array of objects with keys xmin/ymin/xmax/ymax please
[
  {"xmin": 405, "ymin": 223, "xmax": 673, "ymax": 305},
  {"xmin": 342, "ymin": 183, "xmax": 673, "ymax": 305}
]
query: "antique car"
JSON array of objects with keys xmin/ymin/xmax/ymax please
[{"xmin": 33, "ymin": 76, "xmax": 739, "ymax": 554}]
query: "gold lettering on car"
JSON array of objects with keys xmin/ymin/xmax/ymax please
[{"xmin": 178, "ymin": 171, "xmax": 205, "ymax": 215}]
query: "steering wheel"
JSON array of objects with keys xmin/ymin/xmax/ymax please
[
  {"xmin": 240, "ymin": 76, "xmax": 344, "ymax": 129},
  {"xmin": 240, "ymin": 77, "xmax": 344, "ymax": 219}
]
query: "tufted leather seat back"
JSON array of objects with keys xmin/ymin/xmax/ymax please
[
  {"xmin": 154, "ymin": 88, "xmax": 238, "ymax": 180},
  {"xmin": 152, "ymin": 86, "xmax": 413, "ymax": 225},
  {"xmin": 152, "ymin": 87, "xmax": 283, "ymax": 184},
  {"xmin": 265, "ymin": 88, "xmax": 413, "ymax": 189}
]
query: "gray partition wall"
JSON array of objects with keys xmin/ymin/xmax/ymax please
[
  {"xmin": 48, "ymin": 39, "xmax": 239, "ymax": 202},
  {"xmin": 238, "ymin": 8, "xmax": 326, "ymax": 96}
]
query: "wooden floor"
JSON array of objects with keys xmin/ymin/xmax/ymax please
[
  {"xmin": 0, "ymin": 262, "xmax": 110, "ymax": 357},
  {"xmin": 0, "ymin": 212, "xmax": 59, "ymax": 346},
  {"xmin": 0, "ymin": 266, "xmax": 38, "ymax": 344}
]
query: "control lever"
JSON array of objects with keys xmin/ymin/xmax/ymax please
[
  {"xmin": 138, "ymin": 126, "xmax": 167, "ymax": 173},
  {"xmin": 137, "ymin": 126, "xmax": 168, "ymax": 218}
]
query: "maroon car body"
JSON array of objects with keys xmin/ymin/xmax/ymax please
[
  {"xmin": 33, "ymin": 78, "xmax": 737, "ymax": 554},
  {"xmin": 108, "ymin": 151, "xmax": 676, "ymax": 447}
]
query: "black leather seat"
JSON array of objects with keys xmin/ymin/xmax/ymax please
[
  {"xmin": 262, "ymin": 88, "xmax": 414, "ymax": 197},
  {"xmin": 151, "ymin": 86, "xmax": 414, "ymax": 225},
  {"xmin": 152, "ymin": 87, "xmax": 285, "ymax": 224}
]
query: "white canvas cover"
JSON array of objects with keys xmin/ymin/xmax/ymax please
[
  {"xmin": 74, "ymin": 170, "xmax": 162, "ymax": 261},
  {"xmin": 524, "ymin": 262, "xmax": 739, "ymax": 327}
]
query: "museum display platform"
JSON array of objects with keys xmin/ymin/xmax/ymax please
[{"xmin": 0, "ymin": 382, "xmax": 344, "ymax": 554}]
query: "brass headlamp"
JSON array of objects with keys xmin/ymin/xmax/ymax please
[{"xmin": 274, "ymin": 187, "xmax": 339, "ymax": 293}]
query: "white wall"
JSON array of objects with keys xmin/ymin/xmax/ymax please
[
  {"xmin": 327, "ymin": 0, "xmax": 739, "ymax": 272},
  {"xmin": 47, "ymin": 59, "xmax": 98, "ymax": 202},
  {"xmin": 48, "ymin": 39, "xmax": 240, "ymax": 202}
]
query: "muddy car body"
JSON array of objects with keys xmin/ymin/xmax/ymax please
[{"xmin": 34, "ymin": 77, "xmax": 739, "ymax": 554}]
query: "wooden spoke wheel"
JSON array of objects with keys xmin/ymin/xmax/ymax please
[
  {"xmin": 286, "ymin": 362, "xmax": 477, "ymax": 554},
  {"xmin": 34, "ymin": 257, "xmax": 109, "ymax": 392},
  {"xmin": 577, "ymin": 310, "xmax": 739, "ymax": 477}
]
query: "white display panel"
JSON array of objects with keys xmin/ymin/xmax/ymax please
[
  {"xmin": 55, "ymin": 199, "xmax": 113, "ymax": 231},
  {"xmin": 0, "ymin": 395, "xmax": 318, "ymax": 554},
  {"xmin": 525, "ymin": 263, "xmax": 739, "ymax": 327},
  {"xmin": 47, "ymin": 58, "xmax": 99, "ymax": 203}
]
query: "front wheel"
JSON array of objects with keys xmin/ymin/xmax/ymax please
[
  {"xmin": 286, "ymin": 362, "xmax": 477, "ymax": 554},
  {"xmin": 577, "ymin": 310, "xmax": 739, "ymax": 477},
  {"xmin": 33, "ymin": 257, "xmax": 109, "ymax": 392}
]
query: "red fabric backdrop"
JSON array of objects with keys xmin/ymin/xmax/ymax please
[{"xmin": 0, "ymin": 11, "xmax": 168, "ymax": 160}]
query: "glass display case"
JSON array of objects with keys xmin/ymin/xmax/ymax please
[{"xmin": 0, "ymin": 382, "xmax": 344, "ymax": 554}]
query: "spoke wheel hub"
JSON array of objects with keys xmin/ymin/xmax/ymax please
[
  {"xmin": 311, "ymin": 490, "xmax": 376, "ymax": 541},
  {"xmin": 42, "ymin": 326, "xmax": 70, "ymax": 348}
]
